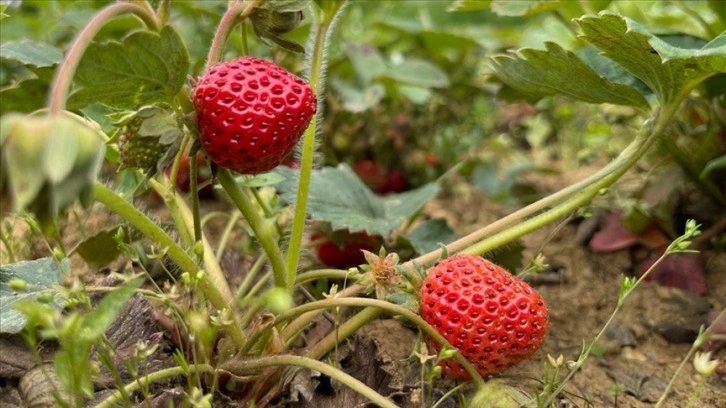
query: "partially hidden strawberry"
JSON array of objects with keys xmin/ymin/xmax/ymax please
[
  {"xmin": 165, "ymin": 149, "xmax": 214, "ymax": 198},
  {"xmin": 420, "ymin": 254, "xmax": 549, "ymax": 379},
  {"xmin": 117, "ymin": 106, "xmax": 182, "ymax": 173},
  {"xmin": 193, "ymin": 56, "xmax": 316, "ymax": 174},
  {"xmin": 311, "ymin": 229, "xmax": 381, "ymax": 269}
]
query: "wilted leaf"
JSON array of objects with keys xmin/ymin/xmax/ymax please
[
  {"xmin": 636, "ymin": 248, "xmax": 707, "ymax": 295},
  {"xmin": 0, "ymin": 257, "xmax": 69, "ymax": 334}
]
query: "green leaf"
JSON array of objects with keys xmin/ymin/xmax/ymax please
[
  {"xmin": 407, "ymin": 218, "xmax": 459, "ymax": 255},
  {"xmin": 490, "ymin": 41, "xmax": 650, "ymax": 109},
  {"xmin": 331, "ymin": 78, "xmax": 385, "ymax": 112},
  {"xmin": 68, "ymin": 26, "xmax": 190, "ymax": 109},
  {"xmin": 276, "ymin": 164, "xmax": 440, "ymax": 237},
  {"xmin": 346, "ymin": 43, "xmax": 387, "ymax": 85},
  {"xmin": 0, "ymin": 78, "xmax": 51, "ymax": 114},
  {"xmin": 382, "ymin": 58, "xmax": 450, "ymax": 88},
  {"xmin": 0, "ymin": 40, "xmax": 63, "ymax": 68},
  {"xmin": 234, "ymin": 171, "xmax": 286, "ymax": 188},
  {"xmin": 72, "ymin": 227, "xmax": 124, "ymax": 268},
  {"xmin": 490, "ymin": 0, "xmax": 561, "ymax": 16},
  {"xmin": 0, "ymin": 257, "xmax": 69, "ymax": 334},
  {"xmin": 448, "ymin": 0, "xmax": 492, "ymax": 12},
  {"xmin": 78, "ymin": 278, "xmax": 143, "ymax": 342},
  {"xmin": 577, "ymin": 13, "xmax": 726, "ymax": 106}
]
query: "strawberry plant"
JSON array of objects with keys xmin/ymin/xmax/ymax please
[{"xmin": 1, "ymin": 1, "xmax": 725, "ymax": 407}]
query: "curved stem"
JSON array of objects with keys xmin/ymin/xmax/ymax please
[
  {"xmin": 190, "ymin": 152, "xmax": 203, "ymax": 242},
  {"xmin": 49, "ymin": 2, "xmax": 158, "ymax": 113},
  {"xmin": 205, "ymin": 0, "xmax": 261, "ymax": 69},
  {"xmin": 285, "ymin": 4, "xmax": 344, "ymax": 290},
  {"xmin": 94, "ymin": 364, "xmax": 215, "ymax": 408},
  {"xmin": 273, "ymin": 297, "xmax": 485, "ymax": 386},
  {"xmin": 93, "ymin": 182, "xmax": 245, "ymax": 348},
  {"xmin": 404, "ymin": 115, "xmax": 660, "ymax": 269},
  {"xmin": 221, "ymin": 355, "xmax": 399, "ymax": 408},
  {"xmin": 217, "ymin": 169, "xmax": 287, "ymax": 289},
  {"xmin": 463, "ymin": 124, "xmax": 659, "ymax": 257},
  {"xmin": 295, "ymin": 268, "xmax": 361, "ymax": 285},
  {"xmin": 304, "ymin": 306, "xmax": 382, "ymax": 360},
  {"xmin": 279, "ymin": 284, "xmax": 363, "ymax": 342}
]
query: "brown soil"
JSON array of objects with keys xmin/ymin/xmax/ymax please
[{"xmin": 1, "ymin": 175, "xmax": 724, "ymax": 408}]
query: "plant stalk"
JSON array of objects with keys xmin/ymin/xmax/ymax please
[
  {"xmin": 205, "ymin": 0, "xmax": 261, "ymax": 69},
  {"xmin": 285, "ymin": 2, "xmax": 345, "ymax": 291},
  {"xmin": 93, "ymin": 182, "xmax": 245, "ymax": 348},
  {"xmin": 221, "ymin": 355, "xmax": 399, "ymax": 408},
  {"xmin": 217, "ymin": 169, "xmax": 287, "ymax": 289},
  {"xmin": 49, "ymin": 2, "xmax": 159, "ymax": 113}
]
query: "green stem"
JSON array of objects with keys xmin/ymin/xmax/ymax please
[
  {"xmin": 273, "ymin": 297, "xmax": 485, "ymax": 386},
  {"xmin": 216, "ymin": 212, "xmax": 242, "ymax": 259},
  {"xmin": 205, "ymin": 0, "xmax": 261, "ymax": 69},
  {"xmin": 221, "ymin": 355, "xmax": 399, "ymax": 408},
  {"xmin": 543, "ymin": 240, "xmax": 675, "ymax": 406},
  {"xmin": 190, "ymin": 152, "xmax": 203, "ymax": 242},
  {"xmin": 405, "ymin": 112, "xmax": 664, "ymax": 269},
  {"xmin": 93, "ymin": 182, "xmax": 245, "ymax": 348},
  {"xmin": 285, "ymin": 3, "xmax": 344, "ymax": 290},
  {"xmin": 149, "ymin": 178, "xmax": 193, "ymax": 247},
  {"xmin": 48, "ymin": 2, "xmax": 159, "ymax": 113},
  {"xmin": 295, "ymin": 268, "xmax": 361, "ymax": 285},
  {"xmin": 304, "ymin": 306, "xmax": 382, "ymax": 360},
  {"xmin": 94, "ymin": 364, "xmax": 215, "ymax": 408},
  {"xmin": 217, "ymin": 169, "xmax": 287, "ymax": 289},
  {"xmin": 279, "ymin": 284, "xmax": 363, "ymax": 342},
  {"xmin": 463, "ymin": 125, "xmax": 658, "ymax": 257}
]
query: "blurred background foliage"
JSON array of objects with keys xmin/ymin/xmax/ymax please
[{"xmin": 1, "ymin": 0, "xmax": 724, "ymax": 215}]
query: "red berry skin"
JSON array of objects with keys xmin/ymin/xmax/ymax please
[
  {"xmin": 193, "ymin": 57, "xmax": 316, "ymax": 174},
  {"xmin": 420, "ymin": 254, "xmax": 549, "ymax": 380},
  {"xmin": 311, "ymin": 230, "xmax": 380, "ymax": 269},
  {"xmin": 354, "ymin": 159, "xmax": 387, "ymax": 193}
]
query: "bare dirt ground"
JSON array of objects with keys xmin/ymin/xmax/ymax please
[{"xmin": 1, "ymin": 173, "xmax": 724, "ymax": 408}]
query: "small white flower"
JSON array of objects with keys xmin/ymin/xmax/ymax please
[{"xmin": 693, "ymin": 351, "xmax": 719, "ymax": 377}]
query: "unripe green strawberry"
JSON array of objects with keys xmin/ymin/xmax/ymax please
[
  {"xmin": 118, "ymin": 122, "xmax": 162, "ymax": 170},
  {"xmin": 117, "ymin": 106, "xmax": 182, "ymax": 172},
  {"xmin": 193, "ymin": 57, "xmax": 316, "ymax": 174},
  {"xmin": 420, "ymin": 254, "xmax": 549, "ymax": 379}
]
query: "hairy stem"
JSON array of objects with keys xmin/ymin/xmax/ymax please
[
  {"xmin": 221, "ymin": 355, "xmax": 399, "ymax": 408},
  {"xmin": 217, "ymin": 169, "xmax": 287, "ymax": 289},
  {"xmin": 274, "ymin": 297, "xmax": 486, "ymax": 386},
  {"xmin": 205, "ymin": 0, "xmax": 261, "ymax": 69},
  {"xmin": 285, "ymin": 2, "xmax": 345, "ymax": 290},
  {"xmin": 93, "ymin": 182, "xmax": 245, "ymax": 348},
  {"xmin": 49, "ymin": 2, "xmax": 158, "ymax": 113},
  {"xmin": 94, "ymin": 364, "xmax": 215, "ymax": 408}
]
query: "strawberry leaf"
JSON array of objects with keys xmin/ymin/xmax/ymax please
[
  {"xmin": 68, "ymin": 26, "xmax": 189, "ymax": 110},
  {"xmin": 406, "ymin": 218, "xmax": 459, "ymax": 255},
  {"xmin": 490, "ymin": 41, "xmax": 650, "ymax": 110},
  {"xmin": 276, "ymin": 164, "xmax": 440, "ymax": 237},
  {"xmin": 577, "ymin": 13, "xmax": 726, "ymax": 106},
  {"xmin": 0, "ymin": 257, "xmax": 70, "ymax": 334},
  {"xmin": 0, "ymin": 40, "xmax": 63, "ymax": 68}
]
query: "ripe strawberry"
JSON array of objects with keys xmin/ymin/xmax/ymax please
[
  {"xmin": 354, "ymin": 159, "xmax": 387, "ymax": 193},
  {"xmin": 420, "ymin": 254, "xmax": 549, "ymax": 379},
  {"xmin": 193, "ymin": 57, "xmax": 316, "ymax": 174},
  {"xmin": 311, "ymin": 230, "xmax": 381, "ymax": 269}
]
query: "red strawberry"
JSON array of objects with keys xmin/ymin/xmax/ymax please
[
  {"xmin": 193, "ymin": 57, "xmax": 316, "ymax": 174},
  {"xmin": 420, "ymin": 254, "xmax": 549, "ymax": 379},
  {"xmin": 354, "ymin": 159, "xmax": 387, "ymax": 193},
  {"xmin": 311, "ymin": 230, "xmax": 380, "ymax": 269},
  {"xmin": 166, "ymin": 149, "xmax": 214, "ymax": 198}
]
